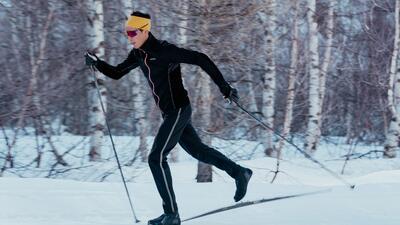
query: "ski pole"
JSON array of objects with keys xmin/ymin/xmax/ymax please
[
  {"xmin": 90, "ymin": 66, "xmax": 140, "ymax": 223},
  {"xmin": 232, "ymin": 99, "xmax": 355, "ymax": 189}
]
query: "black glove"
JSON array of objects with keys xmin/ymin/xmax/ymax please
[
  {"xmin": 85, "ymin": 51, "xmax": 99, "ymax": 67},
  {"xmin": 223, "ymin": 86, "xmax": 239, "ymax": 104}
]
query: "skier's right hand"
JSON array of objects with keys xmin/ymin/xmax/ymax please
[{"xmin": 85, "ymin": 51, "xmax": 99, "ymax": 67}]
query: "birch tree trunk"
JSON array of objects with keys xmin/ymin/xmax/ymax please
[
  {"xmin": 316, "ymin": 1, "xmax": 334, "ymax": 144},
  {"xmin": 10, "ymin": 11, "xmax": 23, "ymax": 78},
  {"xmin": 345, "ymin": 53, "xmax": 356, "ymax": 143},
  {"xmin": 305, "ymin": 0, "xmax": 321, "ymax": 154},
  {"xmin": 246, "ymin": 35, "xmax": 259, "ymax": 116},
  {"xmin": 196, "ymin": 73, "xmax": 213, "ymax": 182},
  {"xmin": 196, "ymin": 0, "xmax": 212, "ymax": 183},
  {"xmin": 384, "ymin": 0, "xmax": 400, "ymax": 158},
  {"xmin": 276, "ymin": 0, "xmax": 299, "ymax": 154},
  {"xmin": 260, "ymin": 0, "xmax": 277, "ymax": 156},
  {"xmin": 86, "ymin": 0, "xmax": 106, "ymax": 161},
  {"xmin": 29, "ymin": 9, "xmax": 54, "ymax": 135}
]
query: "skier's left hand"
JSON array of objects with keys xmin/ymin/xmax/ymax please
[
  {"xmin": 85, "ymin": 51, "xmax": 99, "ymax": 67},
  {"xmin": 223, "ymin": 86, "xmax": 239, "ymax": 104}
]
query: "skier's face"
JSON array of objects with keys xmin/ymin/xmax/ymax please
[{"xmin": 125, "ymin": 27, "xmax": 149, "ymax": 49}]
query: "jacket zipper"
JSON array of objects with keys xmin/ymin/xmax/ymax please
[
  {"xmin": 167, "ymin": 68, "xmax": 176, "ymax": 109},
  {"xmin": 140, "ymin": 49, "xmax": 160, "ymax": 107}
]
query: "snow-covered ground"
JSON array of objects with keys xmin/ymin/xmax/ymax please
[{"xmin": 1, "ymin": 134, "xmax": 400, "ymax": 225}]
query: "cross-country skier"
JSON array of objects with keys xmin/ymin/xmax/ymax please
[{"xmin": 85, "ymin": 11, "xmax": 252, "ymax": 225}]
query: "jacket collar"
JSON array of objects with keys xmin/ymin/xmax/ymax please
[{"xmin": 139, "ymin": 32, "xmax": 160, "ymax": 53}]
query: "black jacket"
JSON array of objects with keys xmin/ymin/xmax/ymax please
[{"xmin": 95, "ymin": 33, "xmax": 231, "ymax": 113}]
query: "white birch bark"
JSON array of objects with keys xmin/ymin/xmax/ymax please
[
  {"xmin": 196, "ymin": 0, "xmax": 212, "ymax": 183},
  {"xmin": 10, "ymin": 12, "xmax": 23, "ymax": 77},
  {"xmin": 305, "ymin": 0, "xmax": 321, "ymax": 154},
  {"xmin": 316, "ymin": 1, "xmax": 334, "ymax": 144},
  {"xmin": 196, "ymin": 71, "xmax": 213, "ymax": 182},
  {"xmin": 345, "ymin": 54, "xmax": 355, "ymax": 143},
  {"xmin": 247, "ymin": 36, "xmax": 259, "ymax": 114},
  {"xmin": 29, "ymin": 9, "xmax": 54, "ymax": 149},
  {"xmin": 178, "ymin": 2, "xmax": 188, "ymax": 47},
  {"xmin": 387, "ymin": 1, "xmax": 399, "ymax": 116},
  {"xmin": 276, "ymin": 0, "xmax": 299, "ymax": 154},
  {"xmin": 260, "ymin": 0, "xmax": 277, "ymax": 156},
  {"xmin": 384, "ymin": 0, "xmax": 400, "ymax": 158},
  {"xmin": 247, "ymin": 78, "xmax": 259, "ymax": 114},
  {"xmin": 86, "ymin": 0, "xmax": 106, "ymax": 161}
]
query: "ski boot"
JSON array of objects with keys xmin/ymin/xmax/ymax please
[
  {"xmin": 148, "ymin": 213, "xmax": 180, "ymax": 225},
  {"xmin": 234, "ymin": 166, "xmax": 253, "ymax": 202},
  {"xmin": 148, "ymin": 214, "xmax": 166, "ymax": 225}
]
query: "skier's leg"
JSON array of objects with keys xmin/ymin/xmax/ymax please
[
  {"xmin": 178, "ymin": 122, "xmax": 241, "ymax": 178},
  {"xmin": 148, "ymin": 106, "xmax": 191, "ymax": 215},
  {"xmin": 178, "ymin": 122, "xmax": 252, "ymax": 202}
]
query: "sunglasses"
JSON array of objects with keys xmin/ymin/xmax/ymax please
[{"xmin": 126, "ymin": 30, "xmax": 141, "ymax": 37}]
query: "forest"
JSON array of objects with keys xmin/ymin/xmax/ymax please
[{"xmin": 0, "ymin": 0, "xmax": 399, "ymax": 178}]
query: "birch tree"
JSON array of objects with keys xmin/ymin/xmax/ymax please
[
  {"xmin": 384, "ymin": 0, "xmax": 400, "ymax": 158},
  {"xmin": 304, "ymin": 0, "xmax": 321, "ymax": 154},
  {"xmin": 276, "ymin": 0, "xmax": 300, "ymax": 154},
  {"xmin": 85, "ymin": 0, "xmax": 106, "ymax": 161},
  {"xmin": 196, "ymin": 74, "xmax": 213, "ymax": 182},
  {"xmin": 9, "ymin": 7, "xmax": 23, "ymax": 78},
  {"xmin": 196, "ymin": 0, "xmax": 213, "ymax": 183},
  {"xmin": 260, "ymin": 0, "xmax": 277, "ymax": 156},
  {"xmin": 316, "ymin": 1, "xmax": 334, "ymax": 144}
]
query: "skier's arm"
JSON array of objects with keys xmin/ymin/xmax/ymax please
[
  {"xmin": 164, "ymin": 44, "xmax": 231, "ymax": 96},
  {"xmin": 95, "ymin": 51, "xmax": 139, "ymax": 80}
]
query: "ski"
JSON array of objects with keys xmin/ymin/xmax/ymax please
[{"xmin": 182, "ymin": 189, "xmax": 331, "ymax": 222}]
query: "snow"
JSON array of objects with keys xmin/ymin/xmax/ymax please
[{"xmin": 1, "ymin": 134, "xmax": 400, "ymax": 225}]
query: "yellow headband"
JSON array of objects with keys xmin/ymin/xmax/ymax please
[{"xmin": 125, "ymin": 16, "xmax": 151, "ymax": 31}]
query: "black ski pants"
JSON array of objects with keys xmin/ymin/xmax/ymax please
[{"xmin": 148, "ymin": 104, "xmax": 240, "ymax": 214}]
